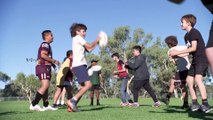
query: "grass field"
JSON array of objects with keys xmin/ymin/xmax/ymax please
[{"xmin": 0, "ymin": 98, "xmax": 212, "ymax": 120}]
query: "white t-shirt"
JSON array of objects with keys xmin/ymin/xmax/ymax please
[
  {"xmin": 72, "ymin": 35, "xmax": 87, "ymax": 67},
  {"xmin": 168, "ymin": 45, "xmax": 191, "ymax": 71}
]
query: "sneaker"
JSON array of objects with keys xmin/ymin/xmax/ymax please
[
  {"xmin": 67, "ymin": 101, "xmax": 80, "ymax": 112},
  {"xmin": 120, "ymin": 102, "xmax": 129, "ymax": 107},
  {"xmin": 29, "ymin": 104, "xmax": 44, "ymax": 111},
  {"xmin": 160, "ymin": 97, "xmax": 169, "ymax": 105},
  {"xmin": 42, "ymin": 105, "xmax": 58, "ymax": 111},
  {"xmin": 153, "ymin": 101, "xmax": 161, "ymax": 107},
  {"xmin": 97, "ymin": 102, "xmax": 101, "ymax": 106},
  {"xmin": 190, "ymin": 103, "xmax": 200, "ymax": 111},
  {"xmin": 200, "ymin": 104, "xmax": 212, "ymax": 113},
  {"xmin": 181, "ymin": 104, "xmax": 189, "ymax": 109},
  {"xmin": 129, "ymin": 102, "xmax": 140, "ymax": 108}
]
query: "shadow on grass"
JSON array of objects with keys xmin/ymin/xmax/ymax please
[
  {"xmin": 149, "ymin": 105, "xmax": 213, "ymax": 120},
  {"xmin": 80, "ymin": 104, "xmax": 122, "ymax": 112},
  {"xmin": 0, "ymin": 111, "xmax": 31, "ymax": 116}
]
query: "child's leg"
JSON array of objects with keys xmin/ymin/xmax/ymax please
[
  {"xmin": 168, "ymin": 78, "xmax": 175, "ymax": 98},
  {"xmin": 61, "ymin": 88, "xmax": 66, "ymax": 105},
  {"xmin": 143, "ymin": 80, "xmax": 158, "ymax": 103},
  {"xmin": 74, "ymin": 81, "xmax": 92, "ymax": 100},
  {"xmin": 53, "ymin": 86, "xmax": 63, "ymax": 105},
  {"xmin": 120, "ymin": 77, "xmax": 128, "ymax": 103},
  {"xmin": 95, "ymin": 89, "xmax": 100, "ymax": 105},
  {"xmin": 90, "ymin": 88, "xmax": 94, "ymax": 105},
  {"xmin": 186, "ymin": 76, "xmax": 197, "ymax": 100},
  {"xmin": 195, "ymin": 74, "xmax": 207, "ymax": 99},
  {"xmin": 132, "ymin": 80, "xmax": 143, "ymax": 103}
]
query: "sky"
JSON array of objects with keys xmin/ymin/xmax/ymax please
[{"xmin": 0, "ymin": 0, "xmax": 212, "ymax": 89}]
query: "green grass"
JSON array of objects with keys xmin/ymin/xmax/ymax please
[{"xmin": 0, "ymin": 98, "xmax": 212, "ymax": 120}]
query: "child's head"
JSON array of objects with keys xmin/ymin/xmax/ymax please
[
  {"xmin": 132, "ymin": 45, "xmax": 141, "ymax": 56},
  {"xmin": 42, "ymin": 30, "xmax": 53, "ymax": 42},
  {"xmin": 165, "ymin": 35, "xmax": 178, "ymax": 48},
  {"xmin": 111, "ymin": 52, "xmax": 119, "ymax": 61},
  {"xmin": 66, "ymin": 50, "xmax": 73, "ymax": 58},
  {"xmin": 70, "ymin": 23, "xmax": 87, "ymax": 37},
  {"xmin": 181, "ymin": 14, "xmax": 196, "ymax": 28},
  {"xmin": 91, "ymin": 59, "xmax": 98, "ymax": 66}
]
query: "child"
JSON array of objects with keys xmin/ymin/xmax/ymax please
[
  {"xmin": 30, "ymin": 30, "xmax": 60, "ymax": 111},
  {"xmin": 67, "ymin": 23, "xmax": 100, "ymax": 112},
  {"xmin": 88, "ymin": 60, "xmax": 103, "ymax": 106},
  {"xmin": 170, "ymin": 14, "xmax": 212, "ymax": 113},
  {"xmin": 125, "ymin": 45, "xmax": 160, "ymax": 107},
  {"xmin": 162, "ymin": 35, "xmax": 190, "ymax": 109},
  {"xmin": 111, "ymin": 52, "xmax": 133, "ymax": 106},
  {"xmin": 53, "ymin": 50, "xmax": 73, "ymax": 112}
]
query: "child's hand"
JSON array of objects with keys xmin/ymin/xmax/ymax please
[{"xmin": 169, "ymin": 49, "xmax": 178, "ymax": 57}]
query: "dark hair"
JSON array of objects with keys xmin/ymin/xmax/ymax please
[
  {"xmin": 70, "ymin": 23, "xmax": 87, "ymax": 37},
  {"xmin": 132, "ymin": 45, "xmax": 141, "ymax": 53},
  {"xmin": 63, "ymin": 50, "xmax": 73, "ymax": 61},
  {"xmin": 42, "ymin": 30, "xmax": 52, "ymax": 40},
  {"xmin": 165, "ymin": 35, "xmax": 178, "ymax": 47},
  {"xmin": 111, "ymin": 52, "xmax": 119, "ymax": 58},
  {"xmin": 181, "ymin": 14, "xmax": 196, "ymax": 27}
]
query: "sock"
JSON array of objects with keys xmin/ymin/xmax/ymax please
[
  {"xmin": 56, "ymin": 100, "xmax": 60, "ymax": 105},
  {"xmin": 167, "ymin": 92, "xmax": 172, "ymax": 99},
  {"xmin": 43, "ymin": 101, "xmax": 49, "ymax": 107},
  {"xmin": 71, "ymin": 97, "xmax": 78, "ymax": 105},
  {"xmin": 183, "ymin": 101, "xmax": 188, "ymax": 105},
  {"xmin": 61, "ymin": 101, "xmax": 65, "ymax": 105},
  {"xmin": 32, "ymin": 92, "xmax": 43, "ymax": 106},
  {"xmin": 90, "ymin": 98, "xmax": 93, "ymax": 105},
  {"xmin": 192, "ymin": 99, "xmax": 198, "ymax": 104},
  {"xmin": 128, "ymin": 99, "xmax": 133, "ymax": 103},
  {"xmin": 202, "ymin": 99, "xmax": 208, "ymax": 105}
]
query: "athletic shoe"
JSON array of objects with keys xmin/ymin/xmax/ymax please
[
  {"xmin": 200, "ymin": 104, "xmax": 212, "ymax": 113},
  {"xmin": 97, "ymin": 102, "xmax": 101, "ymax": 106},
  {"xmin": 29, "ymin": 104, "xmax": 44, "ymax": 111},
  {"xmin": 181, "ymin": 104, "xmax": 189, "ymax": 109},
  {"xmin": 160, "ymin": 97, "xmax": 170, "ymax": 105},
  {"xmin": 190, "ymin": 103, "xmax": 200, "ymax": 111},
  {"xmin": 42, "ymin": 105, "xmax": 58, "ymax": 111},
  {"xmin": 120, "ymin": 102, "xmax": 129, "ymax": 107},
  {"xmin": 129, "ymin": 102, "xmax": 140, "ymax": 108},
  {"xmin": 153, "ymin": 101, "xmax": 161, "ymax": 107},
  {"xmin": 67, "ymin": 101, "xmax": 80, "ymax": 112}
]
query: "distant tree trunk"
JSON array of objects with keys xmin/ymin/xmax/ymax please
[{"xmin": 21, "ymin": 85, "xmax": 32, "ymax": 103}]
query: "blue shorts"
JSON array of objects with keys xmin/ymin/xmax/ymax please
[{"xmin": 72, "ymin": 65, "xmax": 90, "ymax": 84}]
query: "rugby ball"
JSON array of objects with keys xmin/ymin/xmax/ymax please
[{"xmin": 99, "ymin": 31, "xmax": 108, "ymax": 48}]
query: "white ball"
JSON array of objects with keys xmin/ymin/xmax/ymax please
[
  {"xmin": 99, "ymin": 31, "xmax": 108, "ymax": 48},
  {"xmin": 88, "ymin": 68, "xmax": 93, "ymax": 76}
]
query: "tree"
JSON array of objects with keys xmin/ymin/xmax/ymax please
[
  {"xmin": 13, "ymin": 73, "xmax": 39, "ymax": 103},
  {"xmin": 0, "ymin": 71, "xmax": 11, "ymax": 83}
]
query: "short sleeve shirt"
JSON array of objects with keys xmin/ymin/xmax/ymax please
[
  {"xmin": 37, "ymin": 42, "xmax": 52, "ymax": 65},
  {"xmin": 72, "ymin": 35, "xmax": 87, "ymax": 67},
  {"xmin": 184, "ymin": 28, "xmax": 207, "ymax": 64}
]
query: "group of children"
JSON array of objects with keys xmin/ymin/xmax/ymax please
[{"xmin": 29, "ymin": 13, "xmax": 212, "ymax": 113}]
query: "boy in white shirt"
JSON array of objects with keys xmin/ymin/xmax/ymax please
[{"xmin": 67, "ymin": 23, "xmax": 100, "ymax": 112}]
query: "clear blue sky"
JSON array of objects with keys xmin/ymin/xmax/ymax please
[{"xmin": 0, "ymin": 0, "xmax": 212, "ymax": 89}]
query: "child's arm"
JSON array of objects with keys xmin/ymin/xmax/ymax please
[
  {"xmin": 84, "ymin": 36, "xmax": 101, "ymax": 52},
  {"xmin": 169, "ymin": 41, "xmax": 197, "ymax": 57}
]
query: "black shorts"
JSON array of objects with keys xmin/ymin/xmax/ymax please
[
  {"xmin": 90, "ymin": 84, "xmax": 101, "ymax": 91},
  {"xmin": 173, "ymin": 70, "xmax": 188, "ymax": 84},
  {"xmin": 188, "ymin": 63, "xmax": 208, "ymax": 77}
]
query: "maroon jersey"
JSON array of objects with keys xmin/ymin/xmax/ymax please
[
  {"xmin": 117, "ymin": 60, "xmax": 128, "ymax": 78},
  {"xmin": 37, "ymin": 42, "xmax": 52, "ymax": 65}
]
